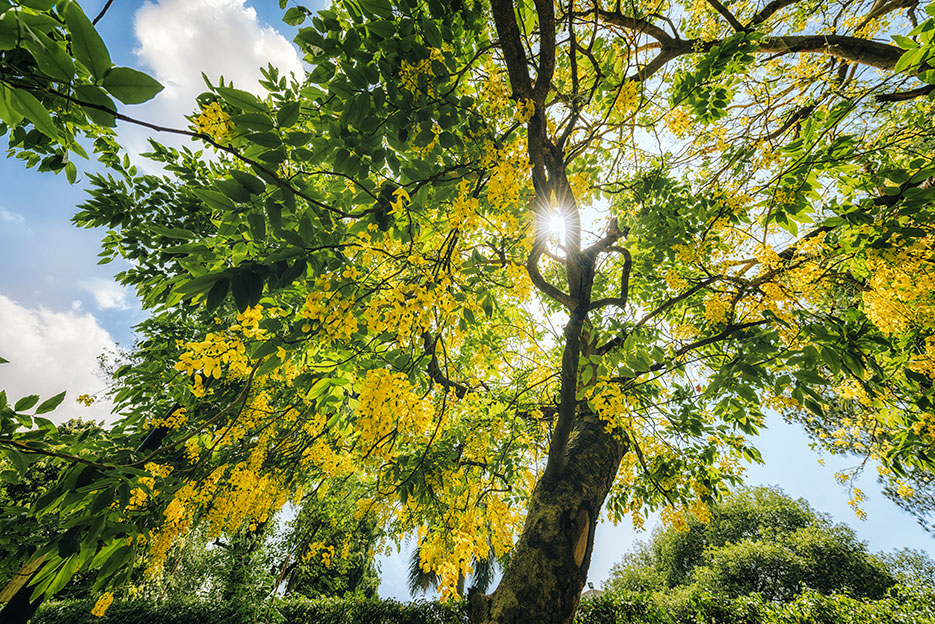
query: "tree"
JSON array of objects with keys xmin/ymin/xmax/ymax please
[
  {"xmin": 3, "ymin": 1, "xmax": 935, "ymax": 624},
  {"xmin": 605, "ymin": 487, "xmax": 894, "ymax": 601}
]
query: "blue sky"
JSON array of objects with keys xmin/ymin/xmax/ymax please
[{"xmin": 0, "ymin": 0, "xmax": 931, "ymax": 602}]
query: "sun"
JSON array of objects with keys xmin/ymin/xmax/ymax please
[{"xmin": 546, "ymin": 211, "xmax": 567, "ymax": 238}]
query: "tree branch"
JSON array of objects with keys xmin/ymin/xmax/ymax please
[
  {"xmin": 876, "ymin": 84, "xmax": 935, "ymax": 102},
  {"xmin": 92, "ymin": 0, "xmax": 116, "ymax": 25},
  {"xmin": 491, "ymin": 0, "xmax": 534, "ymax": 98},
  {"xmin": 31, "ymin": 85, "xmax": 363, "ymax": 219},
  {"xmin": 747, "ymin": 0, "xmax": 802, "ymax": 28},
  {"xmin": 704, "ymin": 0, "xmax": 745, "ymax": 32}
]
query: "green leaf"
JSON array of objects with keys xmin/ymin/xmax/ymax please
[
  {"xmin": 0, "ymin": 84, "xmax": 24, "ymax": 126},
  {"xmin": 217, "ymin": 86, "xmax": 265, "ymax": 113},
  {"xmin": 18, "ymin": 0, "xmax": 56, "ymax": 8},
  {"xmin": 74, "ymin": 84, "xmax": 116, "ymax": 127},
  {"xmin": 205, "ymin": 278, "xmax": 230, "ymax": 311},
  {"xmin": 193, "ymin": 188, "xmax": 236, "ymax": 212},
  {"xmin": 175, "ymin": 273, "xmax": 225, "ymax": 296},
  {"xmin": 150, "ymin": 225, "xmax": 194, "ymax": 240},
  {"xmin": 231, "ymin": 170, "xmax": 266, "ymax": 195},
  {"xmin": 276, "ymin": 101, "xmax": 301, "ymax": 127},
  {"xmin": 64, "ymin": 1, "xmax": 112, "ymax": 80},
  {"xmin": 3, "ymin": 449, "xmax": 27, "ymax": 475},
  {"xmin": 35, "ymin": 391, "xmax": 66, "ymax": 415},
  {"xmin": 24, "ymin": 34, "xmax": 75, "ymax": 82},
  {"xmin": 9, "ymin": 88, "xmax": 58, "ymax": 138},
  {"xmin": 892, "ymin": 34, "xmax": 919, "ymax": 50},
  {"xmin": 283, "ymin": 6, "xmax": 306, "ymax": 25},
  {"xmin": 103, "ymin": 66, "xmax": 164, "ymax": 104},
  {"xmin": 15, "ymin": 395, "xmax": 40, "ymax": 411},
  {"xmin": 247, "ymin": 212, "xmax": 266, "ymax": 240}
]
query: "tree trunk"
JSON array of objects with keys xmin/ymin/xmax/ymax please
[{"xmin": 469, "ymin": 410, "xmax": 628, "ymax": 624}]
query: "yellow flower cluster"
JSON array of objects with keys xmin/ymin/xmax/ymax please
[
  {"xmin": 569, "ymin": 170, "xmax": 594, "ymax": 205},
  {"xmin": 303, "ymin": 541, "xmax": 336, "ymax": 567},
  {"xmin": 126, "ymin": 463, "xmax": 173, "ymax": 512},
  {"xmin": 447, "ymin": 178, "xmax": 480, "ymax": 229},
  {"xmin": 665, "ymin": 107, "xmax": 693, "ymax": 137},
  {"xmin": 90, "ymin": 592, "xmax": 114, "ymax": 617},
  {"xmin": 76, "ymin": 394, "xmax": 96, "ymax": 406},
  {"xmin": 232, "ymin": 305, "xmax": 265, "ymax": 338},
  {"xmin": 848, "ymin": 487, "xmax": 867, "ymax": 521},
  {"xmin": 612, "ymin": 81, "xmax": 640, "ymax": 119},
  {"xmin": 703, "ymin": 292, "xmax": 730, "ymax": 324},
  {"xmin": 151, "ymin": 407, "xmax": 187, "ymax": 429},
  {"xmin": 514, "ymin": 97, "xmax": 535, "ymax": 123},
  {"xmin": 862, "ymin": 241, "xmax": 935, "ymax": 336},
  {"xmin": 361, "ymin": 282, "xmax": 443, "ymax": 343},
  {"xmin": 193, "ymin": 102, "xmax": 234, "ymax": 143},
  {"xmin": 911, "ymin": 411, "xmax": 935, "ymax": 439},
  {"xmin": 484, "ymin": 140, "xmax": 531, "ymax": 230},
  {"xmin": 588, "ymin": 383, "xmax": 633, "ymax": 437},
  {"xmin": 174, "ymin": 308, "xmax": 259, "ymax": 394},
  {"xmin": 300, "ymin": 289, "xmax": 358, "ymax": 342},
  {"xmin": 356, "ymin": 369, "xmax": 432, "ymax": 458}
]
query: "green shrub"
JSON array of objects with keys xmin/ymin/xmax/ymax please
[
  {"xmin": 32, "ymin": 598, "xmax": 246, "ymax": 624},
  {"xmin": 30, "ymin": 588, "xmax": 935, "ymax": 624}
]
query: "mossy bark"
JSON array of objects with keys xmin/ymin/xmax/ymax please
[{"xmin": 470, "ymin": 411, "xmax": 627, "ymax": 624}]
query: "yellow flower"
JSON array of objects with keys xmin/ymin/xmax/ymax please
[
  {"xmin": 514, "ymin": 97, "xmax": 535, "ymax": 123},
  {"xmin": 391, "ymin": 187, "xmax": 410, "ymax": 212},
  {"xmin": 76, "ymin": 394, "xmax": 96, "ymax": 406},
  {"xmin": 193, "ymin": 102, "xmax": 235, "ymax": 143},
  {"xmin": 91, "ymin": 592, "xmax": 114, "ymax": 617}
]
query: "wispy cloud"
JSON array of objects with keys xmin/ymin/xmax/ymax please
[
  {"xmin": 0, "ymin": 207, "xmax": 30, "ymax": 233},
  {"xmin": 78, "ymin": 278, "xmax": 132, "ymax": 311}
]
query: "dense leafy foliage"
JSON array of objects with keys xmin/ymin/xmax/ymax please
[
  {"xmin": 32, "ymin": 597, "xmax": 470, "ymax": 624},
  {"xmin": 605, "ymin": 487, "xmax": 894, "ymax": 601},
  {"xmin": 2, "ymin": 0, "xmax": 935, "ymax": 621},
  {"xmin": 28, "ymin": 590, "xmax": 935, "ymax": 624}
]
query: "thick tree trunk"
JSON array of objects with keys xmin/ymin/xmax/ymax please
[{"xmin": 469, "ymin": 411, "xmax": 628, "ymax": 624}]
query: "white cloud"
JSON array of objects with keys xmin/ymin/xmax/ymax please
[
  {"xmin": 78, "ymin": 278, "xmax": 131, "ymax": 311},
  {"xmin": 0, "ymin": 207, "xmax": 30, "ymax": 233},
  {"xmin": 123, "ymin": 0, "xmax": 304, "ymax": 159},
  {"xmin": 0, "ymin": 293, "xmax": 117, "ymax": 424},
  {"xmin": 0, "ymin": 208, "xmax": 25, "ymax": 225}
]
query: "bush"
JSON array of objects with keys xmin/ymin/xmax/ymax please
[
  {"xmin": 277, "ymin": 596, "xmax": 467, "ymax": 624},
  {"xmin": 32, "ymin": 598, "xmax": 246, "ymax": 624},
  {"xmin": 32, "ymin": 596, "xmax": 467, "ymax": 624},
  {"xmin": 30, "ymin": 588, "xmax": 935, "ymax": 624}
]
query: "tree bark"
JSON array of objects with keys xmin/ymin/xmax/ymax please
[{"xmin": 469, "ymin": 411, "xmax": 628, "ymax": 624}]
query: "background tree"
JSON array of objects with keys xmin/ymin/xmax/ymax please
[
  {"xmin": 3, "ymin": 1, "xmax": 935, "ymax": 624},
  {"xmin": 605, "ymin": 487, "xmax": 894, "ymax": 601}
]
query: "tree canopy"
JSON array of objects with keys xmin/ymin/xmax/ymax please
[
  {"xmin": 2, "ymin": 0, "xmax": 935, "ymax": 622},
  {"xmin": 605, "ymin": 486, "xmax": 894, "ymax": 601}
]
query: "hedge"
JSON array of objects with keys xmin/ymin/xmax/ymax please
[
  {"xmin": 32, "ymin": 588, "xmax": 935, "ymax": 624},
  {"xmin": 32, "ymin": 597, "xmax": 468, "ymax": 624}
]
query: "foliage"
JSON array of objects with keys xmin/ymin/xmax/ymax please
[
  {"xmin": 31, "ymin": 596, "xmax": 469, "ymax": 624},
  {"xmin": 879, "ymin": 548, "xmax": 935, "ymax": 591},
  {"xmin": 30, "ymin": 590, "xmax": 935, "ymax": 624},
  {"xmin": 2, "ymin": 0, "xmax": 935, "ymax": 620},
  {"xmin": 605, "ymin": 487, "xmax": 894, "ymax": 601},
  {"xmin": 0, "ymin": 0, "xmax": 162, "ymax": 177},
  {"xmin": 0, "ymin": 420, "xmax": 102, "ymax": 596}
]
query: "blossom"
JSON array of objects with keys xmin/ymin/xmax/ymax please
[{"xmin": 91, "ymin": 592, "xmax": 114, "ymax": 617}]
